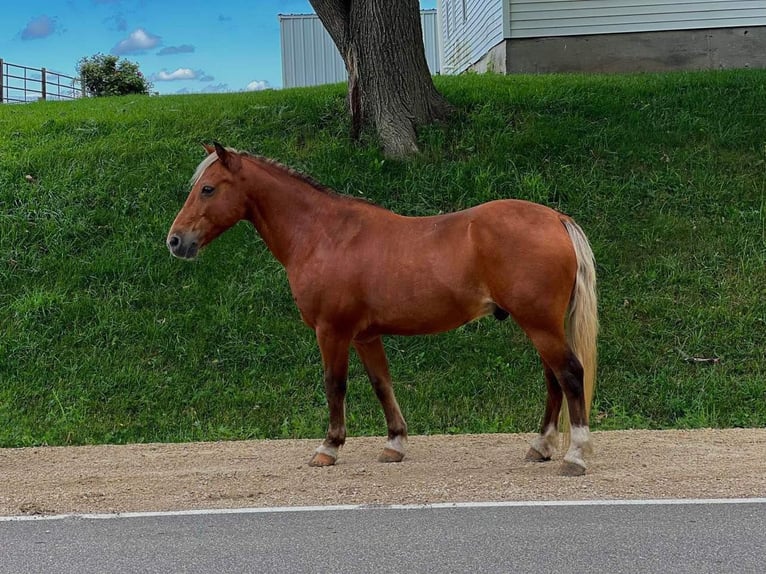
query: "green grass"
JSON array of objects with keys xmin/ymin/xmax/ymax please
[{"xmin": 1, "ymin": 70, "xmax": 764, "ymax": 447}]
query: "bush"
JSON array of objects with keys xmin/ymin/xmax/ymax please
[{"xmin": 77, "ymin": 53, "xmax": 153, "ymax": 97}]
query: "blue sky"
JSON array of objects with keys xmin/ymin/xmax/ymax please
[{"xmin": 0, "ymin": 0, "xmax": 437, "ymax": 95}]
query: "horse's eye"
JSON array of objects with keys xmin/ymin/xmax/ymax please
[{"xmin": 201, "ymin": 185, "xmax": 215, "ymax": 197}]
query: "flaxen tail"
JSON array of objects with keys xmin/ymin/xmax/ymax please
[{"xmin": 562, "ymin": 220, "xmax": 599, "ymax": 432}]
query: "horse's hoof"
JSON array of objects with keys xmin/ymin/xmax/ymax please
[
  {"xmin": 525, "ymin": 447, "xmax": 551, "ymax": 462},
  {"xmin": 559, "ymin": 461, "xmax": 586, "ymax": 476},
  {"xmin": 309, "ymin": 452, "xmax": 336, "ymax": 467},
  {"xmin": 378, "ymin": 448, "xmax": 405, "ymax": 463}
]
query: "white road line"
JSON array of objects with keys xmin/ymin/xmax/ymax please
[{"xmin": 1, "ymin": 498, "xmax": 765, "ymax": 522}]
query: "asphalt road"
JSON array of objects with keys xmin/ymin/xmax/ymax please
[{"xmin": 1, "ymin": 500, "xmax": 764, "ymax": 574}]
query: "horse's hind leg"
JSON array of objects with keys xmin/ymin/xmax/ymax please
[
  {"xmin": 528, "ymin": 330, "xmax": 592, "ymax": 476},
  {"xmin": 353, "ymin": 337, "xmax": 408, "ymax": 463},
  {"xmin": 525, "ymin": 363, "xmax": 562, "ymax": 462},
  {"xmin": 555, "ymin": 349, "xmax": 593, "ymax": 476},
  {"xmin": 309, "ymin": 328, "xmax": 351, "ymax": 467}
]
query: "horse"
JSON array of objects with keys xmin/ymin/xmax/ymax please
[{"xmin": 167, "ymin": 143, "xmax": 598, "ymax": 476}]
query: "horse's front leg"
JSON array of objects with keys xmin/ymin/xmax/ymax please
[
  {"xmin": 309, "ymin": 327, "xmax": 350, "ymax": 467},
  {"xmin": 353, "ymin": 336, "xmax": 408, "ymax": 463}
]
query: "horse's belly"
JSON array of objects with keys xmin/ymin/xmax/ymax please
[{"xmin": 364, "ymin": 290, "xmax": 493, "ymax": 337}]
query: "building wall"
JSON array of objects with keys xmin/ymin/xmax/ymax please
[
  {"xmin": 421, "ymin": 10, "xmax": 443, "ymax": 75},
  {"xmin": 442, "ymin": 0, "xmax": 766, "ymax": 74},
  {"xmin": 438, "ymin": 0, "xmax": 505, "ymax": 74},
  {"xmin": 507, "ymin": 0, "xmax": 766, "ymax": 38},
  {"xmin": 280, "ymin": 11, "xmax": 441, "ymax": 88},
  {"xmin": 500, "ymin": 25, "xmax": 766, "ymax": 73},
  {"xmin": 280, "ymin": 14, "xmax": 347, "ymax": 88}
]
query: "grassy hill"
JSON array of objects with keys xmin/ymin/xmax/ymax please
[{"xmin": 1, "ymin": 70, "xmax": 764, "ymax": 447}]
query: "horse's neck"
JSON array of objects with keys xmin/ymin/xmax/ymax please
[{"xmin": 243, "ymin": 160, "xmax": 344, "ymax": 266}]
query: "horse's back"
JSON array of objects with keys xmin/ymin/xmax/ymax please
[
  {"xmin": 289, "ymin": 198, "xmax": 577, "ymax": 337},
  {"xmin": 468, "ymin": 199, "xmax": 573, "ymax": 255}
]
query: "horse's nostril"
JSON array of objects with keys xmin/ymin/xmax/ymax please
[{"xmin": 168, "ymin": 235, "xmax": 181, "ymax": 248}]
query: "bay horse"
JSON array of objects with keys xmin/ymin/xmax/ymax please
[{"xmin": 167, "ymin": 143, "xmax": 598, "ymax": 476}]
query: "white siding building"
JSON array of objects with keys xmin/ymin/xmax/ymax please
[
  {"xmin": 280, "ymin": 10, "xmax": 442, "ymax": 88},
  {"xmin": 437, "ymin": 0, "xmax": 766, "ymax": 74},
  {"xmin": 440, "ymin": 0, "xmax": 506, "ymax": 74}
]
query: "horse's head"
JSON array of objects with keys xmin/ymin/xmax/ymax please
[{"xmin": 167, "ymin": 143, "xmax": 247, "ymax": 259}]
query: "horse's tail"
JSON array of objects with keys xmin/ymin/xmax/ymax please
[{"xmin": 562, "ymin": 219, "xmax": 599, "ymax": 431}]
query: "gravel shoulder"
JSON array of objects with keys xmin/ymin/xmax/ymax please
[{"xmin": 2, "ymin": 428, "xmax": 764, "ymax": 516}]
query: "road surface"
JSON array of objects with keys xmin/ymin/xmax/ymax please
[{"xmin": 2, "ymin": 499, "xmax": 764, "ymax": 573}]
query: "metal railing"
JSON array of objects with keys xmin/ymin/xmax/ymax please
[{"xmin": 0, "ymin": 59, "xmax": 84, "ymax": 103}]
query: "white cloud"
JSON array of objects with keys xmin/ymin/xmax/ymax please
[
  {"xmin": 246, "ymin": 80, "xmax": 270, "ymax": 91},
  {"xmin": 153, "ymin": 68, "xmax": 198, "ymax": 81},
  {"xmin": 21, "ymin": 15, "xmax": 56, "ymax": 40},
  {"xmin": 157, "ymin": 44, "xmax": 195, "ymax": 56},
  {"xmin": 112, "ymin": 28, "xmax": 161, "ymax": 55}
]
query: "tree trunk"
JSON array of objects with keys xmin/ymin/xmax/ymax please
[{"xmin": 309, "ymin": 0, "xmax": 452, "ymax": 158}]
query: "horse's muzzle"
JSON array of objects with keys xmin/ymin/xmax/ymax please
[{"xmin": 167, "ymin": 232, "xmax": 199, "ymax": 259}]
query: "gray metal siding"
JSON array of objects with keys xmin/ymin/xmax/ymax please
[
  {"xmin": 280, "ymin": 15, "xmax": 346, "ymax": 88},
  {"xmin": 508, "ymin": 0, "xmax": 766, "ymax": 38},
  {"xmin": 422, "ymin": 11, "xmax": 442, "ymax": 74},
  {"xmin": 280, "ymin": 11, "xmax": 441, "ymax": 88}
]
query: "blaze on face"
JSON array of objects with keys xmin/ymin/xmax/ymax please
[{"xmin": 166, "ymin": 143, "xmax": 245, "ymax": 259}]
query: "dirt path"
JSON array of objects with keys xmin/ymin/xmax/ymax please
[{"xmin": 1, "ymin": 429, "xmax": 764, "ymax": 516}]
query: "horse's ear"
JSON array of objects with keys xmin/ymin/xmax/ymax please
[
  {"xmin": 213, "ymin": 141, "xmax": 241, "ymax": 173},
  {"xmin": 202, "ymin": 143, "xmax": 216, "ymax": 155}
]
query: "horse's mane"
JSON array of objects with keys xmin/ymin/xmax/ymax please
[
  {"xmin": 190, "ymin": 147, "xmax": 335, "ymax": 195},
  {"xmin": 243, "ymin": 152, "xmax": 340, "ymax": 197},
  {"xmin": 191, "ymin": 146, "xmax": 382, "ymax": 209}
]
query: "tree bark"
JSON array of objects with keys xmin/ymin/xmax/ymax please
[{"xmin": 309, "ymin": 0, "xmax": 452, "ymax": 158}]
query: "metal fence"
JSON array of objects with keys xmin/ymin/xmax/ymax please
[{"xmin": 0, "ymin": 59, "xmax": 84, "ymax": 103}]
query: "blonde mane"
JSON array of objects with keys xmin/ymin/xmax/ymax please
[
  {"xmin": 190, "ymin": 151, "xmax": 220, "ymax": 186},
  {"xmin": 190, "ymin": 147, "xmax": 338, "ymax": 196}
]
